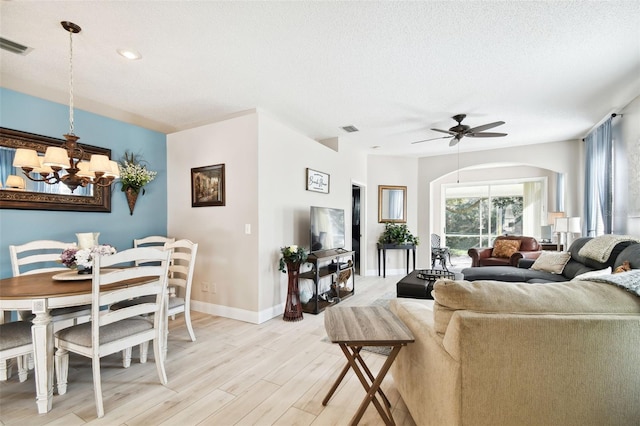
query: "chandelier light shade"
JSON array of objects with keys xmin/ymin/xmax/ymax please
[{"xmin": 11, "ymin": 21, "xmax": 118, "ymax": 193}]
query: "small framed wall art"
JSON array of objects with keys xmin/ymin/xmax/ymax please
[
  {"xmin": 191, "ymin": 163, "xmax": 225, "ymax": 207},
  {"xmin": 306, "ymin": 168, "xmax": 329, "ymax": 194}
]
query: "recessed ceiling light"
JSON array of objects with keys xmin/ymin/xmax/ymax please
[
  {"xmin": 117, "ymin": 48, "xmax": 141, "ymax": 60},
  {"xmin": 371, "ymin": 146, "xmax": 381, "ymax": 149}
]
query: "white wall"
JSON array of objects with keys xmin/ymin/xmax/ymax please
[
  {"xmin": 366, "ymin": 155, "xmax": 419, "ymax": 275},
  {"xmin": 167, "ymin": 111, "xmax": 260, "ymax": 322},
  {"xmin": 167, "ymin": 109, "xmax": 368, "ymax": 323},
  {"xmin": 616, "ymin": 95, "xmax": 640, "ymax": 235}
]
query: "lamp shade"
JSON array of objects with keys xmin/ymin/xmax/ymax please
[
  {"xmin": 13, "ymin": 148, "xmax": 41, "ymax": 169},
  {"xmin": 568, "ymin": 217, "xmax": 581, "ymax": 233},
  {"xmin": 89, "ymin": 155, "xmax": 111, "ymax": 173},
  {"xmin": 555, "ymin": 217, "xmax": 569, "ymax": 233},
  {"xmin": 6, "ymin": 174, "xmax": 26, "ymax": 189},
  {"xmin": 547, "ymin": 211, "xmax": 566, "ymax": 226},
  {"xmin": 76, "ymin": 161, "xmax": 95, "ymax": 178},
  {"xmin": 33, "ymin": 157, "xmax": 54, "ymax": 175},
  {"xmin": 104, "ymin": 160, "xmax": 120, "ymax": 178},
  {"xmin": 43, "ymin": 147, "xmax": 71, "ymax": 168}
]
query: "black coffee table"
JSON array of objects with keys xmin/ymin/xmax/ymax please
[{"xmin": 396, "ymin": 269, "xmax": 463, "ymax": 299}]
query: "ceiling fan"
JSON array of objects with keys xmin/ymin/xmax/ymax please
[{"xmin": 411, "ymin": 114, "xmax": 507, "ymax": 147}]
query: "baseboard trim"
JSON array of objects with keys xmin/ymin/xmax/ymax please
[{"xmin": 191, "ymin": 300, "xmax": 285, "ymax": 325}]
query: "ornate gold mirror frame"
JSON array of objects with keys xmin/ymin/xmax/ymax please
[
  {"xmin": 0, "ymin": 127, "xmax": 112, "ymax": 212},
  {"xmin": 378, "ymin": 185, "xmax": 407, "ymax": 223}
]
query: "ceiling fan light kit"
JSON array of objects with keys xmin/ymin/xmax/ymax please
[{"xmin": 412, "ymin": 113, "xmax": 507, "ymax": 146}]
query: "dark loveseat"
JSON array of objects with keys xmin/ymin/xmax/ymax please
[
  {"xmin": 467, "ymin": 235, "xmax": 542, "ymax": 267},
  {"xmin": 462, "ymin": 237, "xmax": 640, "ymax": 283}
]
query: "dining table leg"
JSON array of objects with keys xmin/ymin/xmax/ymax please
[{"xmin": 30, "ymin": 300, "xmax": 53, "ymax": 414}]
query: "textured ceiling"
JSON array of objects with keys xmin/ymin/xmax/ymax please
[{"xmin": 1, "ymin": 1, "xmax": 638, "ymax": 157}]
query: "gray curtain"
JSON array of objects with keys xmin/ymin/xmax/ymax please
[{"xmin": 583, "ymin": 118, "xmax": 613, "ymax": 236}]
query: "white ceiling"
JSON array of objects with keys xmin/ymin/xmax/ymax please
[{"xmin": 1, "ymin": 1, "xmax": 639, "ymax": 157}]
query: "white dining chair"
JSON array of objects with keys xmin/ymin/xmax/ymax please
[
  {"xmin": 133, "ymin": 235, "xmax": 175, "ymax": 266},
  {"xmin": 54, "ymin": 246, "xmax": 171, "ymax": 418},
  {"xmin": 0, "ymin": 321, "xmax": 33, "ymax": 383},
  {"xmin": 5, "ymin": 240, "xmax": 91, "ymax": 380},
  {"xmin": 112, "ymin": 239, "xmax": 198, "ymax": 344}
]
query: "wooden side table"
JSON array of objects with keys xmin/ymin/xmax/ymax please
[{"xmin": 323, "ymin": 306, "xmax": 414, "ymax": 425}]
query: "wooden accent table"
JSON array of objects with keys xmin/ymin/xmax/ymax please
[{"xmin": 323, "ymin": 306, "xmax": 414, "ymax": 425}]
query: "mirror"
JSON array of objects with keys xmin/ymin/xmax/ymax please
[
  {"xmin": 378, "ymin": 185, "xmax": 407, "ymax": 223},
  {"xmin": 0, "ymin": 127, "xmax": 112, "ymax": 212}
]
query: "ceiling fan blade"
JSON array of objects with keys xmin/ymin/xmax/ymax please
[
  {"xmin": 431, "ymin": 128, "xmax": 457, "ymax": 136},
  {"xmin": 449, "ymin": 137, "xmax": 460, "ymax": 147},
  {"xmin": 467, "ymin": 121, "xmax": 505, "ymax": 133},
  {"xmin": 411, "ymin": 136, "xmax": 450, "ymax": 144},
  {"xmin": 466, "ymin": 132, "xmax": 508, "ymax": 138}
]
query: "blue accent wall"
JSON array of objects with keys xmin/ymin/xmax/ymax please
[{"xmin": 0, "ymin": 88, "xmax": 167, "ymax": 278}]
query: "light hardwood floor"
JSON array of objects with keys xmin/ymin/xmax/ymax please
[{"xmin": 0, "ymin": 274, "xmax": 420, "ymax": 425}]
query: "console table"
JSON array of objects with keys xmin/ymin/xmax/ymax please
[
  {"xmin": 377, "ymin": 243, "xmax": 416, "ymax": 278},
  {"xmin": 299, "ymin": 249, "xmax": 355, "ymax": 314}
]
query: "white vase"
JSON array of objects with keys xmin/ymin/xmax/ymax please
[{"xmin": 76, "ymin": 232, "xmax": 100, "ymax": 249}]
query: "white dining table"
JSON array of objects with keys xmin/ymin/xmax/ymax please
[{"xmin": 0, "ymin": 270, "xmax": 155, "ymax": 413}]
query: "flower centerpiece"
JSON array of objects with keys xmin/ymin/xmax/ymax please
[
  {"xmin": 118, "ymin": 151, "xmax": 157, "ymax": 215},
  {"xmin": 278, "ymin": 245, "xmax": 309, "ymax": 272},
  {"xmin": 60, "ymin": 244, "xmax": 117, "ymax": 274}
]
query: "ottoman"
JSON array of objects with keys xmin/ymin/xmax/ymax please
[{"xmin": 396, "ymin": 270, "xmax": 462, "ymax": 299}]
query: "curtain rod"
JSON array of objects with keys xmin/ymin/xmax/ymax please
[{"xmin": 582, "ymin": 112, "xmax": 623, "ymax": 141}]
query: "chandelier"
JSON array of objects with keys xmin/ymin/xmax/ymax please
[{"xmin": 12, "ymin": 21, "xmax": 118, "ymax": 193}]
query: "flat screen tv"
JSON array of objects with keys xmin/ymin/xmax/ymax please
[{"xmin": 310, "ymin": 206, "xmax": 345, "ymax": 252}]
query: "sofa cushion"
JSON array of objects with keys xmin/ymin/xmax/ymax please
[
  {"xmin": 491, "ymin": 239, "xmax": 521, "ymax": 258},
  {"xmin": 575, "ymin": 267, "xmax": 611, "ymax": 280},
  {"xmin": 613, "ymin": 244, "xmax": 640, "ymax": 270},
  {"xmin": 530, "ymin": 251, "xmax": 571, "ymax": 274},
  {"xmin": 431, "ymin": 279, "xmax": 640, "ymax": 334}
]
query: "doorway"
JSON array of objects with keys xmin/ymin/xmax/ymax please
[{"xmin": 352, "ymin": 183, "xmax": 365, "ymax": 275}]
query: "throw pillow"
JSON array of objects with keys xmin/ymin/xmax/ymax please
[
  {"xmin": 530, "ymin": 251, "xmax": 571, "ymax": 274},
  {"xmin": 575, "ymin": 267, "xmax": 612, "ymax": 280},
  {"xmin": 614, "ymin": 261, "xmax": 632, "ymax": 274},
  {"xmin": 492, "ymin": 239, "xmax": 521, "ymax": 258}
]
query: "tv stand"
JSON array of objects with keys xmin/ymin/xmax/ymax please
[{"xmin": 300, "ymin": 250, "xmax": 355, "ymax": 314}]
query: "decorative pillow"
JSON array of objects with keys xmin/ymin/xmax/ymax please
[
  {"xmin": 530, "ymin": 251, "xmax": 571, "ymax": 274},
  {"xmin": 491, "ymin": 239, "xmax": 521, "ymax": 258},
  {"xmin": 614, "ymin": 261, "xmax": 632, "ymax": 274},
  {"xmin": 575, "ymin": 267, "xmax": 612, "ymax": 280}
]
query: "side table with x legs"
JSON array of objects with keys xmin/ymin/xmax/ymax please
[{"xmin": 323, "ymin": 306, "xmax": 414, "ymax": 425}]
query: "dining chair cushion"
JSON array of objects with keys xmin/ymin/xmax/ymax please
[
  {"xmin": 111, "ymin": 295, "xmax": 185, "ymax": 310},
  {"xmin": 0, "ymin": 321, "xmax": 33, "ymax": 351},
  {"xmin": 55, "ymin": 318, "xmax": 152, "ymax": 348}
]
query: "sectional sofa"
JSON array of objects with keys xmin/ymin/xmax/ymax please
[
  {"xmin": 389, "ymin": 235, "xmax": 640, "ymax": 425},
  {"xmin": 390, "ymin": 275, "xmax": 640, "ymax": 426}
]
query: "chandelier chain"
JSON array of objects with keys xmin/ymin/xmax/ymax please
[{"xmin": 68, "ymin": 27, "xmax": 74, "ymax": 135}]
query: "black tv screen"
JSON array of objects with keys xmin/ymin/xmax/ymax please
[{"xmin": 310, "ymin": 206, "xmax": 345, "ymax": 252}]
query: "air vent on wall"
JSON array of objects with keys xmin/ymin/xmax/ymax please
[
  {"xmin": 0, "ymin": 37, "xmax": 32, "ymax": 55},
  {"xmin": 341, "ymin": 125, "xmax": 359, "ymax": 133}
]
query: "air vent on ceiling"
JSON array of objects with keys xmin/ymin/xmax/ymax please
[
  {"xmin": 0, "ymin": 37, "xmax": 32, "ymax": 55},
  {"xmin": 341, "ymin": 125, "xmax": 359, "ymax": 133}
]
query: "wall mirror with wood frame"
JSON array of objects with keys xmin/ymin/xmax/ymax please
[
  {"xmin": 378, "ymin": 185, "xmax": 407, "ymax": 223},
  {"xmin": 0, "ymin": 127, "xmax": 112, "ymax": 212}
]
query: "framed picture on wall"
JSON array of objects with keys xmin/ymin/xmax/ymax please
[
  {"xmin": 306, "ymin": 168, "xmax": 330, "ymax": 194},
  {"xmin": 191, "ymin": 163, "xmax": 225, "ymax": 207}
]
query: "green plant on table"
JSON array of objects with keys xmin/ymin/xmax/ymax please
[{"xmin": 378, "ymin": 223, "xmax": 420, "ymax": 245}]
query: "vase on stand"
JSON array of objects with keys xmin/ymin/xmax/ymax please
[
  {"xmin": 125, "ymin": 188, "xmax": 138, "ymax": 216},
  {"xmin": 283, "ymin": 261, "xmax": 303, "ymax": 322}
]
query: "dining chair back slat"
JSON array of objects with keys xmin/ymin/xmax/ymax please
[{"xmin": 9, "ymin": 240, "xmax": 74, "ymax": 277}]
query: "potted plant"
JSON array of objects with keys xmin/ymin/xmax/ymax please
[
  {"xmin": 118, "ymin": 151, "xmax": 157, "ymax": 215},
  {"xmin": 278, "ymin": 245, "xmax": 309, "ymax": 322},
  {"xmin": 378, "ymin": 223, "xmax": 420, "ymax": 246}
]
